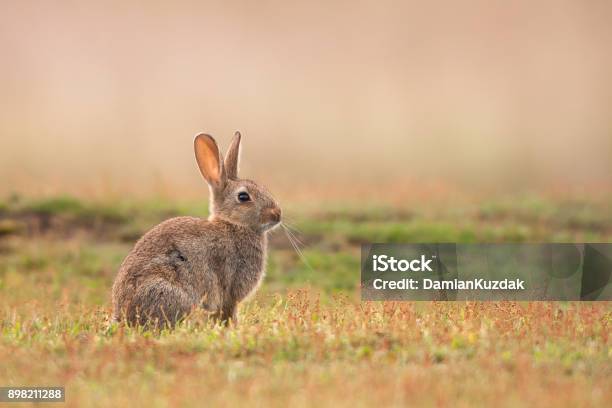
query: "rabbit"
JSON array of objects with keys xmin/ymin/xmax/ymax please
[{"xmin": 111, "ymin": 131, "xmax": 281, "ymax": 328}]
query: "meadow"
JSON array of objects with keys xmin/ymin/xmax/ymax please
[{"xmin": 0, "ymin": 192, "xmax": 610, "ymax": 407}]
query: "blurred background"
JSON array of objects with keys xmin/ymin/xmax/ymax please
[
  {"xmin": 1, "ymin": 0, "xmax": 611, "ymax": 199},
  {"xmin": 1, "ymin": 5, "xmax": 611, "ymax": 404}
]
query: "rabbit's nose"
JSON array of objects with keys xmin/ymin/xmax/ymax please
[
  {"xmin": 270, "ymin": 208, "xmax": 282, "ymax": 223},
  {"xmin": 264, "ymin": 207, "xmax": 282, "ymax": 224}
]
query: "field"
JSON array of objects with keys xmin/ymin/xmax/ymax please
[{"xmin": 0, "ymin": 193, "xmax": 611, "ymax": 407}]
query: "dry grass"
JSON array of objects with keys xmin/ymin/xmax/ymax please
[{"xmin": 1, "ymin": 296, "xmax": 610, "ymax": 407}]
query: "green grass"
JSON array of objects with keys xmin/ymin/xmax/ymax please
[{"xmin": 0, "ymin": 193, "xmax": 610, "ymax": 406}]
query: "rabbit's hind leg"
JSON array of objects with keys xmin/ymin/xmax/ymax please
[
  {"xmin": 221, "ymin": 302, "xmax": 238, "ymax": 327},
  {"xmin": 128, "ymin": 278, "xmax": 195, "ymax": 329}
]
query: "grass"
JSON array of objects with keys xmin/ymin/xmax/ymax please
[
  {"xmin": 1, "ymin": 297, "xmax": 610, "ymax": 407},
  {"xmin": 0, "ymin": 193, "xmax": 611, "ymax": 407}
]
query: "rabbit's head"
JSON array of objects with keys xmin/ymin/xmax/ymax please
[{"xmin": 194, "ymin": 132, "xmax": 282, "ymax": 232}]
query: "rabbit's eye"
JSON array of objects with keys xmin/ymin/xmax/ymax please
[{"xmin": 237, "ymin": 191, "xmax": 251, "ymax": 202}]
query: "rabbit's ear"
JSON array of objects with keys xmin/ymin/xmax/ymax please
[
  {"xmin": 224, "ymin": 131, "xmax": 241, "ymax": 180},
  {"xmin": 194, "ymin": 133, "xmax": 225, "ymax": 188}
]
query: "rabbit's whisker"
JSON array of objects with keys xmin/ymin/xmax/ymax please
[
  {"xmin": 283, "ymin": 226, "xmax": 306, "ymax": 248},
  {"xmin": 281, "ymin": 223, "xmax": 314, "ymax": 273},
  {"xmin": 283, "ymin": 223, "xmax": 306, "ymax": 250},
  {"xmin": 280, "ymin": 221, "xmax": 306, "ymax": 247}
]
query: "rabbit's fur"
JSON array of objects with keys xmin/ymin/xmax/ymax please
[{"xmin": 111, "ymin": 132, "xmax": 281, "ymax": 327}]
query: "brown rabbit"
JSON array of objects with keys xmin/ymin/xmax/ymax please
[{"xmin": 111, "ymin": 131, "xmax": 281, "ymax": 327}]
